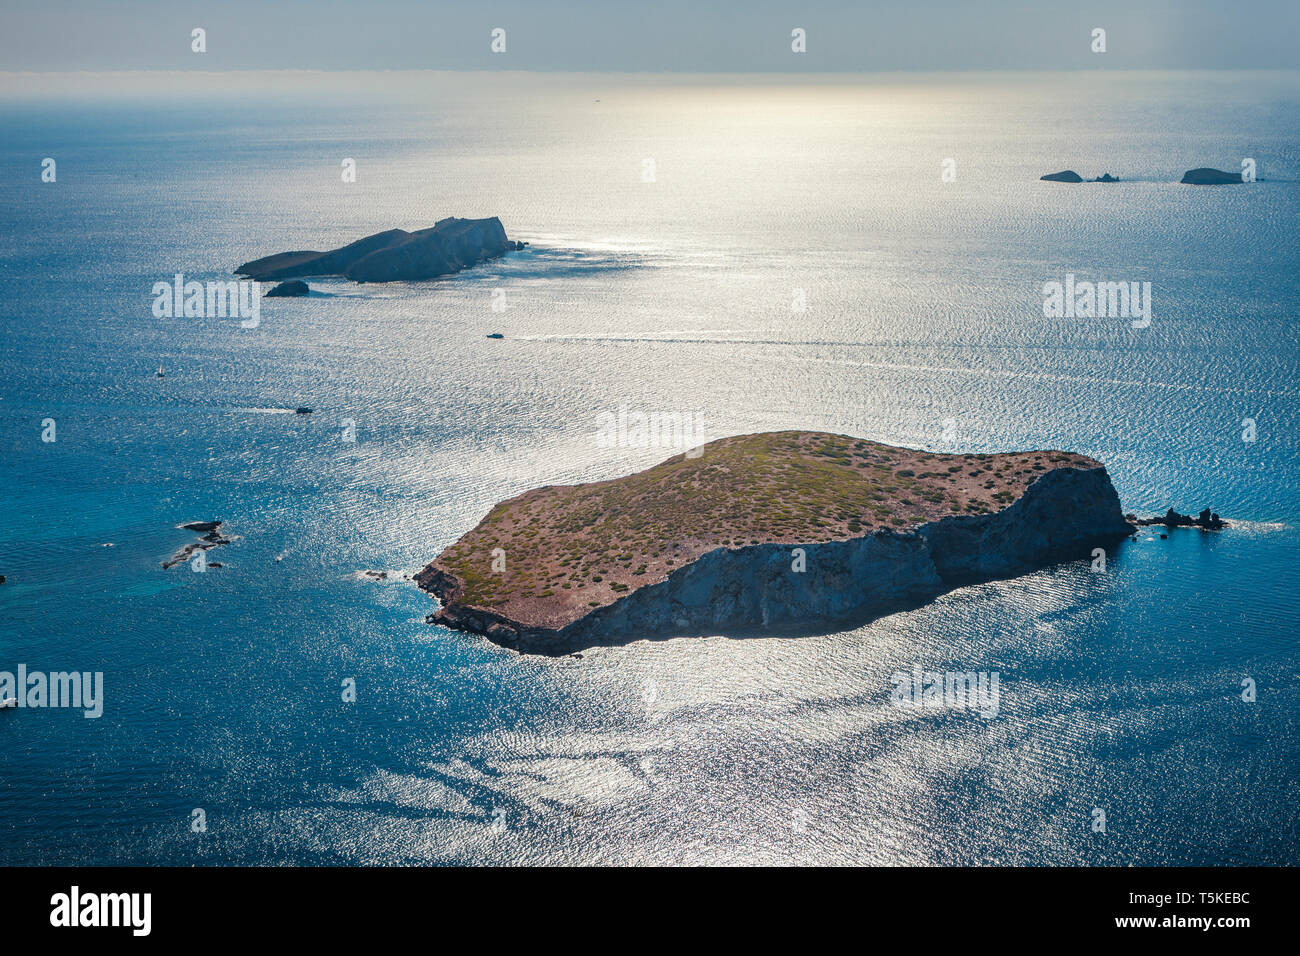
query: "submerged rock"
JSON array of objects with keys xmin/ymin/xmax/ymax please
[
  {"xmin": 265, "ymin": 280, "xmax": 311, "ymax": 297},
  {"xmin": 164, "ymin": 521, "xmax": 232, "ymax": 569},
  {"xmin": 235, "ymin": 217, "xmax": 521, "ymax": 283},
  {"xmin": 181, "ymin": 521, "xmax": 222, "ymax": 535},
  {"xmin": 417, "ymin": 431, "xmax": 1135, "ymax": 655},
  {"xmin": 1041, "ymin": 170, "xmax": 1084, "ymax": 183},
  {"xmin": 1180, "ymin": 167, "xmax": 1243, "ymax": 185}
]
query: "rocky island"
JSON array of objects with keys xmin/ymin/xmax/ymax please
[
  {"xmin": 1039, "ymin": 170, "xmax": 1118, "ymax": 183},
  {"xmin": 1180, "ymin": 167, "xmax": 1243, "ymax": 185},
  {"xmin": 235, "ymin": 216, "xmax": 525, "ymax": 283},
  {"xmin": 417, "ymin": 431, "xmax": 1135, "ymax": 654},
  {"xmin": 265, "ymin": 280, "xmax": 311, "ymax": 297},
  {"xmin": 162, "ymin": 520, "xmax": 231, "ymax": 570}
]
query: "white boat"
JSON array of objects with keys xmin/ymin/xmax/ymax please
[{"xmin": 0, "ymin": 698, "xmax": 17, "ymax": 709}]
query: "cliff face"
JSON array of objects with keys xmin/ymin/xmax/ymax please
[
  {"xmin": 917, "ymin": 465, "xmax": 1130, "ymax": 582},
  {"xmin": 234, "ymin": 217, "xmax": 519, "ymax": 282},
  {"xmin": 420, "ymin": 463, "xmax": 1133, "ymax": 655}
]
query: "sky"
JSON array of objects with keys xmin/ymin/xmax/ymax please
[{"xmin": 0, "ymin": 0, "xmax": 1296, "ymax": 73}]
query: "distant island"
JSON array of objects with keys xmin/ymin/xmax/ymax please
[
  {"xmin": 1040, "ymin": 170, "xmax": 1119, "ymax": 183},
  {"xmin": 1180, "ymin": 167, "xmax": 1243, "ymax": 185},
  {"xmin": 417, "ymin": 431, "xmax": 1135, "ymax": 654},
  {"xmin": 235, "ymin": 216, "xmax": 525, "ymax": 283},
  {"xmin": 1041, "ymin": 170, "xmax": 1084, "ymax": 183},
  {"xmin": 265, "ymin": 280, "xmax": 311, "ymax": 297},
  {"xmin": 1041, "ymin": 167, "xmax": 1247, "ymax": 185}
]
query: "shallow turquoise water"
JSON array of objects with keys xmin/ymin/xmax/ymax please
[{"xmin": 0, "ymin": 71, "xmax": 1297, "ymax": 864}]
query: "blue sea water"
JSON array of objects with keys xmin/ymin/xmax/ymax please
[{"xmin": 0, "ymin": 70, "xmax": 1297, "ymax": 865}]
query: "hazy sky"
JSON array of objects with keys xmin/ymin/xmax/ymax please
[{"xmin": 1, "ymin": 0, "xmax": 1297, "ymax": 72}]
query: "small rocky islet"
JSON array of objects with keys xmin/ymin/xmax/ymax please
[
  {"xmin": 1039, "ymin": 170, "xmax": 1119, "ymax": 183},
  {"xmin": 265, "ymin": 279, "xmax": 311, "ymax": 297},
  {"xmin": 162, "ymin": 521, "xmax": 231, "ymax": 570},
  {"xmin": 418, "ymin": 431, "xmax": 1147, "ymax": 655},
  {"xmin": 1127, "ymin": 507, "xmax": 1225, "ymax": 531}
]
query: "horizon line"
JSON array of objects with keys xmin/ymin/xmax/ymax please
[{"xmin": 4, "ymin": 67, "xmax": 1298, "ymax": 80}]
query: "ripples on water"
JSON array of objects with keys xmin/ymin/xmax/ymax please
[{"xmin": 0, "ymin": 71, "xmax": 1297, "ymax": 864}]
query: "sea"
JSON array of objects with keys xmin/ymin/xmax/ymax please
[{"xmin": 0, "ymin": 70, "xmax": 1297, "ymax": 864}]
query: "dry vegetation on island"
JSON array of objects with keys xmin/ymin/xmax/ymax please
[{"xmin": 428, "ymin": 431, "xmax": 1098, "ymax": 630}]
